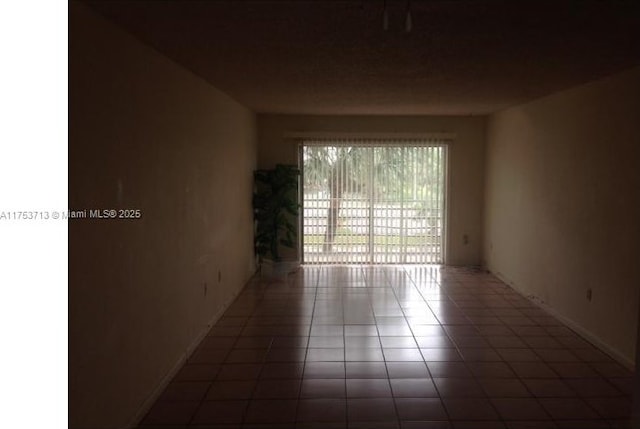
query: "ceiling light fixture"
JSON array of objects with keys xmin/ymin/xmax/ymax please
[
  {"xmin": 382, "ymin": 0, "xmax": 389, "ymax": 31},
  {"xmin": 382, "ymin": 0, "xmax": 413, "ymax": 33}
]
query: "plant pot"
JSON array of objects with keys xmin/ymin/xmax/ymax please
[{"xmin": 260, "ymin": 258, "xmax": 300, "ymax": 279}]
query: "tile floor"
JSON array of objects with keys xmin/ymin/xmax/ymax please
[{"xmin": 138, "ymin": 265, "xmax": 636, "ymax": 429}]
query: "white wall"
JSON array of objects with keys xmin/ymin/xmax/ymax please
[
  {"xmin": 484, "ymin": 67, "xmax": 640, "ymax": 365},
  {"xmin": 69, "ymin": 4, "xmax": 257, "ymax": 428},
  {"xmin": 257, "ymin": 114, "xmax": 486, "ymax": 266}
]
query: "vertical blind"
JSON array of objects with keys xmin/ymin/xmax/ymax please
[{"xmin": 301, "ymin": 139, "xmax": 447, "ymax": 264}]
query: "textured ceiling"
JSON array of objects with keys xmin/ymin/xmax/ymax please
[{"xmin": 86, "ymin": 0, "xmax": 640, "ymax": 115}]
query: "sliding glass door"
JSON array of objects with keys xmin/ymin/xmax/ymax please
[{"xmin": 301, "ymin": 140, "xmax": 447, "ymax": 264}]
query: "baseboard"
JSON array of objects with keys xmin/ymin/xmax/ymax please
[
  {"xmin": 123, "ymin": 287, "xmax": 243, "ymax": 429},
  {"xmin": 489, "ymin": 270, "xmax": 635, "ymax": 370}
]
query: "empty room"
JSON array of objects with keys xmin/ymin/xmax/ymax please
[{"xmin": 68, "ymin": 1, "xmax": 640, "ymax": 428}]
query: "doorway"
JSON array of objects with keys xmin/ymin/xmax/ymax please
[{"xmin": 301, "ymin": 140, "xmax": 447, "ymax": 264}]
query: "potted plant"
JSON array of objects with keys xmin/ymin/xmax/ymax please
[{"xmin": 253, "ymin": 164, "xmax": 300, "ymax": 276}]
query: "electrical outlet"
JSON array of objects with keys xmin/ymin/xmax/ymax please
[{"xmin": 586, "ymin": 288, "xmax": 592, "ymax": 302}]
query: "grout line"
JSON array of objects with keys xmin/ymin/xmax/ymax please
[
  {"xmin": 294, "ymin": 264, "xmax": 320, "ymax": 424},
  {"xmin": 141, "ymin": 265, "xmax": 636, "ymax": 427},
  {"xmin": 391, "ymin": 265, "xmax": 454, "ymax": 424}
]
